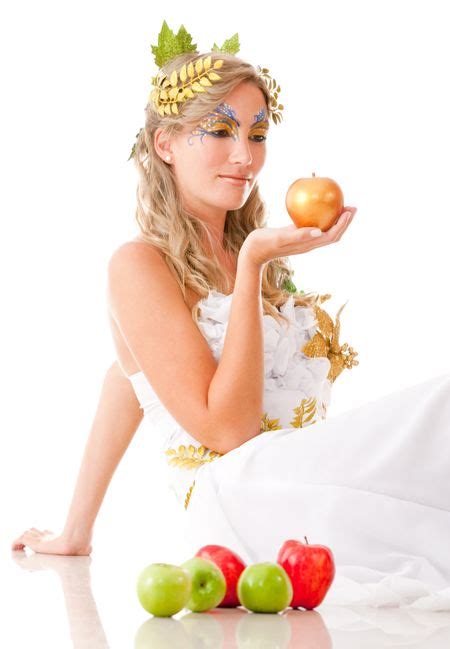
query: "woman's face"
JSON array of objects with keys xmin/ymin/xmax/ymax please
[{"xmin": 156, "ymin": 81, "xmax": 270, "ymax": 220}]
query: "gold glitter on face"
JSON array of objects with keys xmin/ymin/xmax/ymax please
[{"xmin": 188, "ymin": 103, "xmax": 270, "ymax": 145}]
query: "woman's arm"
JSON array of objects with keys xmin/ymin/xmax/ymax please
[
  {"xmin": 61, "ymin": 361, "xmax": 143, "ymax": 543},
  {"xmin": 105, "ymin": 211, "xmax": 354, "ymax": 457},
  {"xmin": 206, "ymin": 252, "xmax": 265, "ymax": 443},
  {"xmin": 12, "ymin": 361, "xmax": 143, "ymax": 555}
]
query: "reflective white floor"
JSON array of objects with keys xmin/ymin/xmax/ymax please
[
  {"xmin": 6, "ymin": 542, "xmax": 450, "ymax": 648},
  {"xmin": 6, "ymin": 430, "xmax": 450, "ymax": 648}
]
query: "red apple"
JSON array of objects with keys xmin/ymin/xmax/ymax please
[
  {"xmin": 195, "ymin": 544, "xmax": 247, "ymax": 607},
  {"xmin": 277, "ymin": 536, "xmax": 335, "ymax": 609}
]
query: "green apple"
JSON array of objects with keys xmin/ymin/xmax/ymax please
[
  {"xmin": 180, "ymin": 557, "xmax": 227, "ymax": 612},
  {"xmin": 136, "ymin": 562, "xmax": 192, "ymax": 617},
  {"xmin": 237, "ymin": 562, "xmax": 293, "ymax": 613}
]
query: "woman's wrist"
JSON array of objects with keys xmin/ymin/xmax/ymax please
[
  {"xmin": 238, "ymin": 237, "xmax": 265, "ymax": 271},
  {"xmin": 62, "ymin": 522, "xmax": 93, "ymax": 546}
]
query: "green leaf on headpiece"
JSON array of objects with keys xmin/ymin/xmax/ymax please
[
  {"xmin": 211, "ymin": 33, "xmax": 240, "ymax": 55},
  {"xmin": 282, "ymin": 278, "xmax": 298, "ymax": 294},
  {"xmin": 127, "ymin": 128, "xmax": 144, "ymax": 161},
  {"xmin": 151, "ymin": 20, "xmax": 198, "ymax": 68},
  {"xmin": 176, "ymin": 24, "xmax": 198, "ymax": 56}
]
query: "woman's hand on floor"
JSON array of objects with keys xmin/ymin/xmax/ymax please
[{"xmin": 11, "ymin": 528, "xmax": 92, "ymax": 556}]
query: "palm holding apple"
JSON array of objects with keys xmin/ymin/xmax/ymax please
[
  {"xmin": 242, "ymin": 206, "xmax": 357, "ymax": 267},
  {"xmin": 241, "ymin": 172, "xmax": 357, "ymax": 266}
]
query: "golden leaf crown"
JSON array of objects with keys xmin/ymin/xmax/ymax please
[{"xmin": 128, "ymin": 20, "xmax": 284, "ymax": 160}]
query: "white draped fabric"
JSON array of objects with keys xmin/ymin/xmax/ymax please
[{"xmin": 129, "ymin": 289, "xmax": 450, "ymax": 610}]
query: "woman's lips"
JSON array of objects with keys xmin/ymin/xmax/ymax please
[{"xmin": 219, "ymin": 175, "xmax": 249, "ymax": 187}]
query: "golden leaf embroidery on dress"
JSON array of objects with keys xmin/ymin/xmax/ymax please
[
  {"xmin": 184, "ymin": 480, "xmax": 196, "ymax": 510},
  {"xmin": 164, "ymin": 445, "xmax": 223, "ymax": 511},
  {"xmin": 165, "ymin": 444, "xmax": 222, "ymax": 469},
  {"xmin": 290, "ymin": 397, "xmax": 319, "ymax": 428},
  {"xmin": 260, "ymin": 413, "xmax": 283, "ymax": 431}
]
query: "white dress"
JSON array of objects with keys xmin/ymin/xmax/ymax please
[{"xmin": 128, "ymin": 289, "xmax": 450, "ymax": 611}]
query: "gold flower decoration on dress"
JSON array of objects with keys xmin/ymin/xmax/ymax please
[{"xmin": 301, "ymin": 294, "xmax": 359, "ymax": 383}]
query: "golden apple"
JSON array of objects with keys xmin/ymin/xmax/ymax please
[{"xmin": 286, "ymin": 172, "xmax": 344, "ymax": 231}]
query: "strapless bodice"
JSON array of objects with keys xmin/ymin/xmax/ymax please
[{"xmin": 128, "ymin": 289, "xmax": 333, "ymax": 508}]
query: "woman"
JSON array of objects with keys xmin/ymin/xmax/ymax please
[{"xmin": 12, "ymin": 44, "xmax": 450, "ymax": 610}]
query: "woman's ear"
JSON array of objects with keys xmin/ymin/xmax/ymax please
[{"xmin": 154, "ymin": 127, "xmax": 174, "ymax": 164}]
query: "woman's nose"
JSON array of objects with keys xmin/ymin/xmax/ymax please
[{"xmin": 229, "ymin": 138, "xmax": 253, "ymax": 165}]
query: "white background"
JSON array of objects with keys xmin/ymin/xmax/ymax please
[{"xmin": 1, "ymin": 1, "xmax": 449, "ymax": 645}]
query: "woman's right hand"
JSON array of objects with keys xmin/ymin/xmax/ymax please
[
  {"xmin": 11, "ymin": 528, "xmax": 92, "ymax": 556},
  {"xmin": 241, "ymin": 206, "xmax": 357, "ymax": 266}
]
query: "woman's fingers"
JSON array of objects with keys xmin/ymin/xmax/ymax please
[
  {"xmin": 341, "ymin": 206, "xmax": 357, "ymax": 229},
  {"xmin": 331, "ymin": 207, "xmax": 357, "ymax": 235},
  {"xmin": 11, "ymin": 538, "xmax": 25, "ymax": 550},
  {"xmin": 12, "ymin": 527, "xmax": 53, "ymax": 550},
  {"xmin": 318, "ymin": 210, "xmax": 350, "ymax": 241},
  {"xmin": 12, "ymin": 533, "xmax": 30, "ymax": 550},
  {"xmin": 17, "ymin": 532, "xmax": 42, "ymax": 552}
]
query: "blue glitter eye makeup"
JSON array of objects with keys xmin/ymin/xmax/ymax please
[
  {"xmin": 254, "ymin": 108, "xmax": 268, "ymax": 124},
  {"xmin": 188, "ymin": 103, "xmax": 239, "ymax": 144},
  {"xmin": 188, "ymin": 103, "xmax": 270, "ymax": 145},
  {"xmin": 249, "ymin": 108, "xmax": 270, "ymax": 141}
]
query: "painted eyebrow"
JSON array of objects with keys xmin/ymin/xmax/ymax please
[{"xmin": 215, "ymin": 103, "xmax": 269, "ymax": 128}]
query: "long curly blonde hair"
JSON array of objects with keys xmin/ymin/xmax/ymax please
[{"xmin": 131, "ymin": 50, "xmax": 321, "ymax": 326}]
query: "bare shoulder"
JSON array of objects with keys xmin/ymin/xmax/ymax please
[
  {"xmin": 108, "ymin": 237, "xmax": 202, "ymax": 313},
  {"xmin": 107, "ymin": 238, "xmax": 172, "ymax": 296},
  {"xmin": 108, "ymin": 237, "xmax": 165, "ymax": 266},
  {"xmin": 105, "ymin": 235, "xmax": 223, "ymax": 451},
  {"xmin": 107, "ymin": 238, "xmax": 181, "ymax": 316}
]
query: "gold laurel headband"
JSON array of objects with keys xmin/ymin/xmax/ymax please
[
  {"xmin": 128, "ymin": 21, "xmax": 284, "ymax": 160},
  {"xmin": 149, "ymin": 57, "xmax": 283, "ymax": 123}
]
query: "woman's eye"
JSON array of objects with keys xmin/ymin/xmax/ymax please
[{"xmin": 210, "ymin": 130, "xmax": 266, "ymax": 142}]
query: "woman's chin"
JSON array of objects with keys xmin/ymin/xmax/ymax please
[{"xmin": 215, "ymin": 193, "xmax": 250, "ymax": 211}]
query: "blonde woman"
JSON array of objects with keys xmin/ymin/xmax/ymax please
[{"xmin": 12, "ymin": 50, "xmax": 450, "ymax": 609}]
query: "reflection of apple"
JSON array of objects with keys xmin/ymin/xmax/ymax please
[
  {"xmin": 277, "ymin": 536, "xmax": 335, "ymax": 610},
  {"xmin": 285, "ymin": 609, "xmax": 333, "ymax": 648},
  {"xmin": 136, "ymin": 562, "xmax": 192, "ymax": 617},
  {"xmin": 237, "ymin": 562, "xmax": 293, "ymax": 613},
  {"xmin": 195, "ymin": 544, "xmax": 247, "ymax": 607},
  {"xmin": 236, "ymin": 612, "xmax": 291, "ymax": 646},
  {"xmin": 135, "ymin": 617, "xmax": 191, "ymax": 648},
  {"xmin": 286, "ymin": 172, "xmax": 344, "ymax": 231},
  {"xmin": 181, "ymin": 557, "xmax": 227, "ymax": 612}
]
